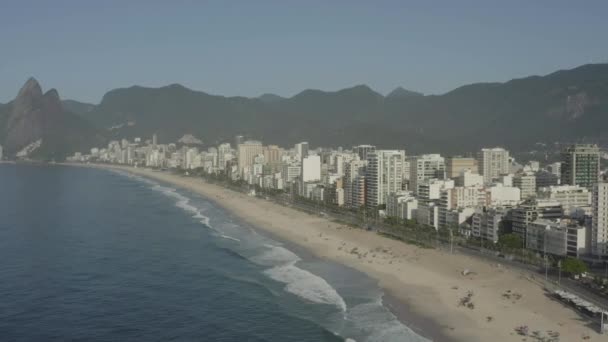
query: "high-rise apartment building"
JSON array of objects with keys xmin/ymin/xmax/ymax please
[
  {"xmin": 366, "ymin": 150, "xmax": 406, "ymax": 207},
  {"xmin": 295, "ymin": 142, "xmax": 309, "ymax": 160},
  {"xmin": 409, "ymin": 154, "xmax": 445, "ymax": 194},
  {"xmin": 344, "ymin": 159, "xmax": 367, "ymax": 208},
  {"xmin": 237, "ymin": 141, "xmax": 264, "ymax": 176},
  {"xmin": 217, "ymin": 143, "xmax": 232, "ymax": 171},
  {"xmin": 477, "ymin": 147, "xmax": 509, "ymax": 184},
  {"xmin": 561, "ymin": 144, "xmax": 600, "ymax": 189},
  {"xmin": 592, "ymin": 182, "xmax": 608, "ymax": 257},
  {"xmin": 302, "ymin": 155, "xmax": 321, "ymax": 182}
]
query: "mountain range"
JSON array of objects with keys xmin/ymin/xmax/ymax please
[{"xmin": 2, "ymin": 63, "xmax": 608, "ymax": 159}]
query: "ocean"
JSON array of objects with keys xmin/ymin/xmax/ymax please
[{"xmin": 0, "ymin": 164, "xmax": 429, "ymax": 342}]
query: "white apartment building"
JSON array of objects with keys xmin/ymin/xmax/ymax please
[
  {"xmin": 513, "ymin": 173, "xmax": 536, "ymax": 199},
  {"xmin": 417, "ymin": 179, "xmax": 455, "ymax": 203},
  {"xmin": 409, "ymin": 154, "xmax": 445, "ymax": 194},
  {"xmin": 237, "ymin": 141, "xmax": 264, "ymax": 176},
  {"xmin": 282, "ymin": 164, "xmax": 301, "ymax": 184},
  {"xmin": 439, "ymin": 186, "xmax": 485, "ymax": 228},
  {"xmin": 217, "ymin": 143, "xmax": 232, "ymax": 170},
  {"xmin": 471, "ymin": 207, "xmax": 507, "ymax": 243},
  {"xmin": 478, "ymin": 147, "xmax": 510, "ymax": 184},
  {"xmin": 344, "ymin": 159, "xmax": 367, "ymax": 208},
  {"xmin": 455, "ymin": 170, "xmax": 484, "ymax": 187},
  {"xmin": 366, "ymin": 150, "xmax": 406, "ymax": 207},
  {"xmin": 302, "ymin": 155, "xmax": 321, "ymax": 182},
  {"xmin": 416, "ymin": 201, "xmax": 440, "ymax": 230},
  {"xmin": 295, "ymin": 142, "xmax": 309, "ymax": 160},
  {"xmin": 592, "ymin": 182, "xmax": 608, "ymax": 257},
  {"xmin": 386, "ymin": 191, "xmax": 418, "ymax": 220},
  {"xmin": 486, "ymin": 184, "xmax": 521, "ymax": 206},
  {"xmin": 537, "ymin": 185, "xmax": 591, "ymax": 216}
]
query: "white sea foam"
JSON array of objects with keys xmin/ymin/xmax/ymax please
[
  {"xmin": 150, "ymin": 184, "xmax": 214, "ymax": 228},
  {"xmin": 175, "ymin": 199, "xmax": 199, "ymax": 215},
  {"xmin": 219, "ymin": 234, "xmax": 241, "ymax": 242},
  {"xmin": 251, "ymin": 245, "xmax": 301, "ymax": 266},
  {"xmin": 347, "ymin": 301, "xmax": 430, "ymax": 342},
  {"xmin": 265, "ymin": 263, "xmax": 347, "ymax": 312}
]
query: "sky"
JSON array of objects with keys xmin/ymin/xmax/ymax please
[{"xmin": 1, "ymin": 0, "xmax": 607, "ymax": 103}]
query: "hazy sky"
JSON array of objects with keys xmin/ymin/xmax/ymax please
[{"xmin": 1, "ymin": 0, "xmax": 607, "ymax": 103}]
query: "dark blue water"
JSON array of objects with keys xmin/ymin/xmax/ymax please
[{"xmin": 0, "ymin": 164, "xmax": 427, "ymax": 342}]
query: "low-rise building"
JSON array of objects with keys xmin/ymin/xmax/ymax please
[
  {"xmin": 386, "ymin": 191, "xmax": 418, "ymax": 220},
  {"xmin": 537, "ymin": 185, "xmax": 591, "ymax": 216},
  {"xmin": 513, "ymin": 173, "xmax": 537, "ymax": 199},
  {"xmin": 472, "ymin": 207, "xmax": 507, "ymax": 243},
  {"xmin": 526, "ymin": 219, "xmax": 588, "ymax": 258}
]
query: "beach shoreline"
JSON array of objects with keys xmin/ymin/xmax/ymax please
[{"xmin": 64, "ymin": 163, "xmax": 602, "ymax": 341}]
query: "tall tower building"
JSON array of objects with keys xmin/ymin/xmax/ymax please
[
  {"xmin": 295, "ymin": 142, "xmax": 309, "ymax": 160},
  {"xmin": 366, "ymin": 150, "xmax": 406, "ymax": 207},
  {"xmin": 152, "ymin": 133, "xmax": 158, "ymax": 147},
  {"xmin": 592, "ymin": 182, "xmax": 608, "ymax": 257},
  {"xmin": 477, "ymin": 147, "xmax": 510, "ymax": 184},
  {"xmin": 302, "ymin": 155, "xmax": 321, "ymax": 182},
  {"xmin": 409, "ymin": 154, "xmax": 445, "ymax": 194},
  {"xmin": 344, "ymin": 159, "xmax": 367, "ymax": 208},
  {"xmin": 561, "ymin": 144, "xmax": 600, "ymax": 189},
  {"xmin": 237, "ymin": 141, "xmax": 264, "ymax": 176},
  {"xmin": 217, "ymin": 143, "xmax": 232, "ymax": 171}
]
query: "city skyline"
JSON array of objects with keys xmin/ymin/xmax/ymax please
[{"xmin": 2, "ymin": 1, "xmax": 608, "ymax": 103}]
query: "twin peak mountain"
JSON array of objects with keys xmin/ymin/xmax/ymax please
[{"xmin": 1, "ymin": 78, "xmax": 102, "ymax": 159}]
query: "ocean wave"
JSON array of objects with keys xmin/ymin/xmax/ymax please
[
  {"xmin": 219, "ymin": 234, "xmax": 241, "ymax": 242},
  {"xmin": 149, "ymin": 185, "xmax": 214, "ymax": 228},
  {"xmin": 251, "ymin": 245, "xmax": 301, "ymax": 266},
  {"xmin": 347, "ymin": 301, "xmax": 429, "ymax": 342},
  {"xmin": 264, "ymin": 263, "xmax": 347, "ymax": 312}
]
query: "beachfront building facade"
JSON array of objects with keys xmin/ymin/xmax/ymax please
[
  {"xmin": 386, "ymin": 191, "xmax": 418, "ymax": 220},
  {"xmin": 511, "ymin": 200, "xmax": 563, "ymax": 243},
  {"xmin": 365, "ymin": 150, "xmax": 406, "ymax": 208},
  {"xmin": 471, "ymin": 207, "xmax": 507, "ymax": 243},
  {"xmin": 526, "ymin": 219, "xmax": 588, "ymax": 258}
]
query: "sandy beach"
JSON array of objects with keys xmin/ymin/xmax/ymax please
[{"xmin": 77, "ymin": 163, "xmax": 602, "ymax": 341}]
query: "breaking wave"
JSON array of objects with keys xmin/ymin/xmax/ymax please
[{"xmin": 252, "ymin": 245, "xmax": 347, "ymax": 312}]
